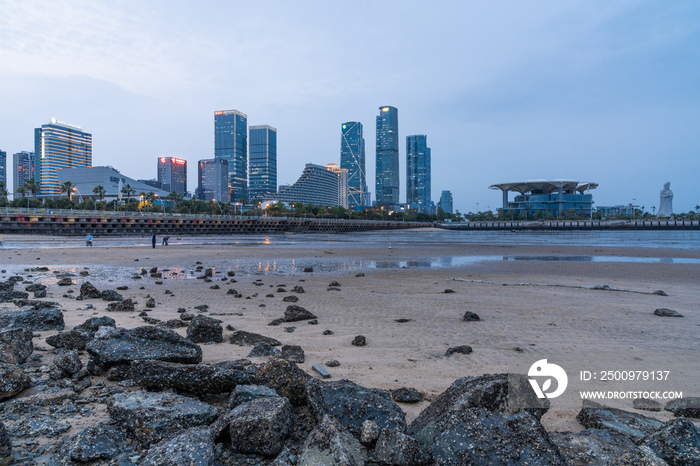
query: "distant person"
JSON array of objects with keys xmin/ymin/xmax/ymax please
[
  {"xmin": 85, "ymin": 234, "xmax": 93, "ymax": 247},
  {"xmin": 162, "ymin": 236, "xmax": 169, "ymax": 246},
  {"xmin": 151, "ymin": 233, "xmax": 157, "ymax": 249}
]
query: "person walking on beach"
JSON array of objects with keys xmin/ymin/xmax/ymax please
[
  {"xmin": 151, "ymin": 233, "xmax": 156, "ymax": 249},
  {"xmin": 85, "ymin": 234, "xmax": 93, "ymax": 247}
]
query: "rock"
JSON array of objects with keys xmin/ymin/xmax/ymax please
[
  {"xmin": 180, "ymin": 312, "xmax": 194, "ymax": 321},
  {"xmin": 101, "ymin": 290, "xmax": 123, "ymax": 301},
  {"xmin": 303, "ymin": 267, "xmax": 313, "ymax": 273},
  {"xmin": 247, "ymin": 342, "xmax": 281, "ymax": 358},
  {"xmin": 282, "ymin": 345, "xmax": 305, "ymax": 363},
  {"xmin": 145, "ymin": 297, "xmax": 156, "ymax": 308},
  {"xmin": 107, "ymin": 390, "xmax": 218, "ymax": 446},
  {"xmin": 24, "ymin": 283, "xmax": 46, "ymax": 292},
  {"xmin": 142, "ymin": 427, "xmax": 216, "ymax": 466},
  {"xmin": 298, "ymin": 415, "xmax": 366, "ymax": 466},
  {"xmin": 360, "ymin": 420, "xmax": 380, "ymax": 446},
  {"xmin": 67, "ymin": 422, "xmax": 128, "ymax": 462},
  {"xmin": 57, "ymin": 277, "xmax": 73, "ymax": 286},
  {"xmin": 143, "ymin": 316, "xmax": 161, "ymax": 325},
  {"xmin": 652, "ymin": 290, "xmax": 668, "ymax": 296},
  {"xmin": 351, "ymin": 335, "xmax": 366, "ymax": 347},
  {"xmin": 462, "ymin": 311, "xmax": 480, "ymax": 321},
  {"xmin": 408, "ymin": 373, "xmax": 550, "ymax": 456},
  {"xmin": 228, "ymin": 270, "xmax": 235, "ymax": 277},
  {"xmin": 323, "ymin": 330, "xmax": 334, "ymax": 335},
  {"xmin": 444, "ymin": 289, "xmax": 455, "ymax": 293},
  {"xmin": 292, "ymin": 286, "xmax": 305, "ymax": 293},
  {"xmin": 445, "ymin": 345, "xmax": 472, "ymax": 356},
  {"xmin": 634, "ymin": 398, "xmax": 663, "ymax": 412},
  {"xmin": 283, "ymin": 295, "xmax": 299, "ymax": 303},
  {"xmin": 229, "ymin": 396, "xmax": 292, "ymax": 456},
  {"xmin": 186, "ymin": 315, "xmax": 223, "ymax": 343},
  {"xmin": 54, "ymin": 350, "xmax": 83, "ymax": 375},
  {"xmin": 308, "ymin": 319, "xmax": 318, "ymax": 325},
  {"xmin": 130, "ymin": 359, "xmax": 250, "ymax": 394},
  {"xmin": 229, "ymin": 384, "xmax": 279, "ymax": 409},
  {"xmin": 106, "ymin": 364, "xmax": 132, "ymax": 381},
  {"xmin": 229, "ymin": 330, "xmax": 281, "ymax": 347},
  {"xmin": 0, "ymin": 306, "xmax": 65, "ymax": 331},
  {"xmin": 86, "ymin": 326, "xmax": 203, "ymax": 369},
  {"xmin": 162, "ymin": 319, "xmax": 190, "ymax": 329},
  {"xmin": 48, "ymin": 363, "xmax": 70, "ymax": 380},
  {"xmin": 0, "ymin": 291, "xmax": 28, "ymax": 303},
  {"xmin": 33, "ymin": 289, "xmax": 47, "ymax": 298},
  {"xmin": 269, "ymin": 318, "xmax": 286, "ymax": 326},
  {"xmin": 226, "ymin": 288, "xmax": 238, "ymax": 295},
  {"xmin": 46, "ymin": 316, "xmax": 116, "ymax": 350},
  {"xmin": 0, "ymin": 363, "xmax": 31, "ymax": 400},
  {"xmin": 12, "ymin": 298, "xmax": 58, "ymax": 309},
  {"xmin": 326, "ymin": 360, "xmax": 340, "ymax": 367},
  {"xmin": 0, "ymin": 327, "xmax": 33, "ymax": 364},
  {"xmin": 285, "ymin": 305, "xmax": 317, "ymax": 322},
  {"xmin": 374, "ymin": 428, "xmax": 421, "ymax": 466},
  {"xmin": 665, "ymin": 397, "xmax": 700, "ymax": 418},
  {"xmin": 551, "ymin": 428, "xmax": 656, "ymax": 466},
  {"xmin": 0, "ymin": 422, "xmax": 11, "ymax": 466},
  {"xmin": 391, "ymin": 387, "xmax": 422, "ymax": 403},
  {"xmin": 306, "ymin": 378, "xmax": 406, "ymax": 437},
  {"xmin": 654, "ymin": 308, "xmax": 683, "ymax": 317},
  {"xmin": 79, "ymin": 281, "xmax": 101, "ymax": 298},
  {"xmin": 577, "ymin": 400, "xmax": 664, "ymax": 443},
  {"xmin": 107, "ymin": 298, "xmax": 136, "ymax": 312},
  {"xmin": 642, "ymin": 417, "xmax": 700, "ymax": 466},
  {"xmin": 327, "ymin": 287, "xmax": 341, "ymax": 291},
  {"xmin": 117, "ymin": 285, "xmax": 128, "ymax": 290},
  {"xmin": 257, "ymin": 358, "xmax": 312, "ymax": 406}
]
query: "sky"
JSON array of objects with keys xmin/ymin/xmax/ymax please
[{"xmin": 1, "ymin": 0, "xmax": 699, "ymax": 213}]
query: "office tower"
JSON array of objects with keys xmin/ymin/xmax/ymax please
[
  {"xmin": 215, "ymin": 109, "xmax": 247, "ymax": 202},
  {"xmin": 406, "ymin": 135, "xmax": 431, "ymax": 213},
  {"xmin": 376, "ymin": 106, "xmax": 399, "ymax": 207},
  {"xmin": 138, "ymin": 179, "xmax": 163, "ymax": 190},
  {"xmin": 340, "ymin": 122, "xmax": 366, "ymax": 208},
  {"xmin": 198, "ymin": 159, "xmax": 229, "ymax": 203},
  {"xmin": 440, "ymin": 190, "xmax": 453, "ymax": 214},
  {"xmin": 13, "ymin": 151, "xmax": 35, "ymax": 193},
  {"xmin": 326, "ymin": 163, "xmax": 349, "ymax": 208},
  {"xmin": 249, "ymin": 125, "xmax": 277, "ymax": 204},
  {"xmin": 157, "ymin": 157, "xmax": 187, "ymax": 196},
  {"xmin": 0, "ymin": 150, "xmax": 6, "ymax": 187},
  {"xmin": 34, "ymin": 118, "xmax": 92, "ymax": 195},
  {"xmin": 275, "ymin": 164, "xmax": 340, "ymax": 207}
]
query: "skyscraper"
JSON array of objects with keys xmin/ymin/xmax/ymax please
[
  {"xmin": 440, "ymin": 190, "xmax": 453, "ymax": 214},
  {"xmin": 375, "ymin": 106, "xmax": 399, "ymax": 207},
  {"xmin": 198, "ymin": 159, "xmax": 229, "ymax": 203},
  {"xmin": 157, "ymin": 157, "xmax": 187, "ymax": 197},
  {"xmin": 215, "ymin": 110, "xmax": 247, "ymax": 202},
  {"xmin": 34, "ymin": 118, "xmax": 92, "ymax": 195},
  {"xmin": 13, "ymin": 151, "xmax": 35, "ymax": 194},
  {"xmin": 406, "ymin": 135, "xmax": 431, "ymax": 213},
  {"xmin": 340, "ymin": 122, "xmax": 366, "ymax": 208},
  {"xmin": 326, "ymin": 163, "xmax": 349, "ymax": 209},
  {"xmin": 0, "ymin": 150, "xmax": 6, "ymax": 187},
  {"xmin": 248, "ymin": 125, "xmax": 277, "ymax": 204}
]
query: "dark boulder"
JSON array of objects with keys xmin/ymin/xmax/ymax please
[
  {"xmin": 641, "ymin": 417, "xmax": 700, "ymax": 466},
  {"xmin": 67, "ymin": 422, "xmax": 128, "ymax": 462},
  {"xmin": 79, "ymin": 281, "xmax": 101, "ymax": 299},
  {"xmin": 12, "ymin": 299, "xmax": 58, "ymax": 309},
  {"xmin": 577, "ymin": 400, "xmax": 664, "ymax": 443},
  {"xmin": 282, "ymin": 345, "xmax": 305, "ymax": 363},
  {"xmin": 46, "ymin": 316, "xmax": 116, "ymax": 350},
  {"xmin": 0, "ymin": 327, "xmax": 33, "ymax": 364},
  {"xmin": 229, "ymin": 330, "xmax": 281, "ymax": 347},
  {"xmin": 268, "ymin": 318, "xmax": 286, "ymax": 326},
  {"xmin": 101, "ymin": 290, "xmax": 123, "ymax": 302},
  {"xmin": 229, "ymin": 396, "xmax": 292, "ymax": 456},
  {"xmin": 654, "ymin": 308, "xmax": 683, "ymax": 317},
  {"xmin": 54, "ymin": 349, "xmax": 83, "ymax": 375},
  {"xmin": 634, "ymin": 398, "xmax": 662, "ymax": 412},
  {"xmin": 0, "ymin": 363, "xmax": 31, "ymax": 400},
  {"xmin": 373, "ymin": 428, "xmax": 421, "ymax": 466},
  {"xmin": 285, "ymin": 305, "xmax": 317, "ymax": 322},
  {"xmin": 145, "ymin": 297, "xmax": 156, "ymax": 308},
  {"xmin": 229, "ymin": 384, "xmax": 279, "ymax": 409},
  {"xmin": 351, "ymin": 335, "xmax": 366, "ymax": 347},
  {"xmin": 665, "ymin": 397, "xmax": 700, "ymax": 418},
  {"xmin": 86, "ymin": 326, "xmax": 202, "ymax": 369},
  {"xmin": 298, "ymin": 415, "xmax": 365, "ymax": 466},
  {"xmin": 445, "ymin": 345, "xmax": 472, "ymax": 357},
  {"xmin": 306, "ymin": 378, "xmax": 406, "ymax": 438},
  {"xmin": 247, "ymin": 342, "xmax": 281, "ymax": 358},
  {"xmin": 24, "ymin": 283, "xmax": 46, "ymax": 292},
  {"xmin": 186, "ymin": 315, "xmax": 223, "ymax": 343},
  {"xmin": 391, "ymin": 387, "xmax": 422, "ymax": 403},
  {"xmin": 257, "ymin": 358, "xmax": 312, "ymax": 406},
  {"xmin": 107, "ymin": 390, "xmax": 218, "ymax": 446},
  {"xmin": 551, "ymin": 428, "xmax": 654, "ymax": 466},
  {"xmin": 283, "ymin": 295, "xmax": 299, "ymax": 303},
  {"xmin": 0, "ymin": 422, "xmax": 11, "ymax": 466},
  {"xmin": 0, "ymin": 306, "xmax": 64, "ymax": 331},
  {"xmin": 142, "ymin": 427, "xmax": 216, "ymax": 466},
  {"xmin": 292, "ymin": 286, "xmax": 305, "ymax": 293},
  {"xmin": 463, "ymin": 311, "xmax": 480, "ymax": 321},
  {"xmin": 106, "ymin": 298, "xmax": 136, "ymax": 312}
]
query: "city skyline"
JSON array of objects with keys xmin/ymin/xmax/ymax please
[{"xmin": 1, "ymin": 2, "xmax": 698, "ymax": 212}]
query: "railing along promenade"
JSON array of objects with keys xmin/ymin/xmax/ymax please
[
  {"xmin": 435, "ymin": 219, "xmax": 700, "ymax": 231},
  {"xmin": 0, "ymin": 207, "xmax": 431, "ymax": 236}
]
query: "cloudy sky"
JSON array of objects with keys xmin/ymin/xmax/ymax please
[{"xmin": 1, "ymin": 0, "xmax": 698, "ymax": 213}]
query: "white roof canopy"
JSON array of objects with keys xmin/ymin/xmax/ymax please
[{"xmin": 489, "ymin": 180, "xmax": 598, "ymax": 195}]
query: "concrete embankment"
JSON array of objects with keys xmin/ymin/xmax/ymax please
[{"xmin": 435, "ymin": 219, "xmax": 700, "ymax": 231}]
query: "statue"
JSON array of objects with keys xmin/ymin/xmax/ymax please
[{"xmin": 657, "ymin": 182, "xmax": 673, "ymax": 217}]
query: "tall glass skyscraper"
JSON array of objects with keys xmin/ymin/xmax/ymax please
[
  {"xmin": 248, "ymin": 125, "xmax": 277, "ymax": 204},
  {"xmin": 375, "ymin": 106, "xmax": 399, "ymax": 207},
  {"xmin": 340, "ymin": 121, "xmax": 366, "ymax": 208},
  {"xmin": 157, "ymin": 157, "xmax": 187, "ymax": 197},
  {"xmin": 406, "ymin": 134, "xmax": 431, "ymax": 213},
  {"xmin": 198, "ymin": 159, "xmax": 229, "ymax": 203},
  {"xmin": 215, "ymin": 109, "xmax": 247, "ymax": 202},
  {"xmin": 0, "ymin": 150, "xmax": 6, "ymax": 187},
  {"xmin": 13, "ymin": 151, "xmax": 35, "ymax": 193},
  {"xmin": 440, "ymin": 190, "xmax": 453, "ymax": 214},
  {"xmin": 34, "ymin": 118, "xmax": 92, "ymax": 195}
]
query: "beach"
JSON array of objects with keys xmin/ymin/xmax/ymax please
[{"xmin": 2, "ymin": 230, "xmax": 699, "ymax": 440}]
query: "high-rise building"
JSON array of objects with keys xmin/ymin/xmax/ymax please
[
  {"xmin": 157, "ymin": 157, "xmax": 187, "ymax": 197},
  {"xmin": 376, "ymin": 106, "xmax": 399, "ymax": 207},
  {"xmin": 0, "ymin": 150, "xmax": 6, "ymax": 187},
  {"xmin": 198, "ymin": 159, "xmax": 229, "ymax": 203},
  {"xmin": 34, "ymin": 118, "xmax": 92, "ymax": 195},
  {"xmin": 215, "ymin": 109, "xmax": 247, "ymax": 202},
  {"xmin": 439, "ymin": 190, "xmax": 453, "ymax": 214},
  {"xmin": 249, "ymin": 125, "xmax": 277, "ymax": 204},
  {"xmin": 13, "ymin": 151, "xmax": 35, "ymax": 194},
  {"xmin": 406, "ymin": 135, "xmax": 431, "ymax": 213},
  {"xmin": 340, "ymin": 122, "xmax": 366, "ymax": 208},
  {"xmin": 275, "ymin": 164, "xmax": 341, "ymax": 207},
  {"xmin": 326, "ymin": 163, "xmax": 349, "ymax": 208}
]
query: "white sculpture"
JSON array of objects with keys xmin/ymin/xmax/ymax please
[{"xmin": 657, "ymin": 182, "xmax": 673, "ymax": 217}]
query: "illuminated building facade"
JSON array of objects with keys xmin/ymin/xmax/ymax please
[
  {"xmin": 13, "ymin": 151, "xmax": 35, "ymax": 194},
  {"xmin": 340, "ymin": 121, "xmax": 366, "ymax": 208},
  {"xmin": 406, "ymin": 134, "xmax": 431, "ymax": 213},
  {"xmin": 376, "ymin": 106, "xmax": 399, "ymax": 206},
  {"xmin": 249, "ymin": 125, "xmax": 277, "ymax": 203},
  {"xmin": 0, "ymin": 150, "xmax": 5, "ymax": 187},
  {"xmin": 325, "ymin": 163, "xmax": 349, "ymax": 208},
  {"xmin": 215, "ymin": 109, "xmax": 247, "ymax": 202},
  {"xmin": 157, "ymin": 157, "xmax": 187, "ymax": 196},
  {"xmin": 198, "ymin": 158, "xmax": 229, "ymax": 203},
  {"xmin": 34, "ymin": 118, "xmax": 92, "ymax": 195}
]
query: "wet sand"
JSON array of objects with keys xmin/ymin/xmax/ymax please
[{"xmin": 2, "ymin": 235, "xmax": 699, "ymax": 433}]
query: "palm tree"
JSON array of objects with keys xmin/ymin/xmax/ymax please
[
  {"xmin": 92, "ymin": 185, "xmax": 106, "ymax": 202},
  {"xmin": 24, "ymin": 179, "xmax": 39, "ymax": 198},
  {"xmin": 120, "ymin": 184, "xmax": 135, "ymax": 202},
  {"xmin": 60, "ymin": 181, "xmax": 76, "ymax": 200},
  {"xmin": 15, "ymin": 185, "xmax": 26, "ymax": 198}
]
